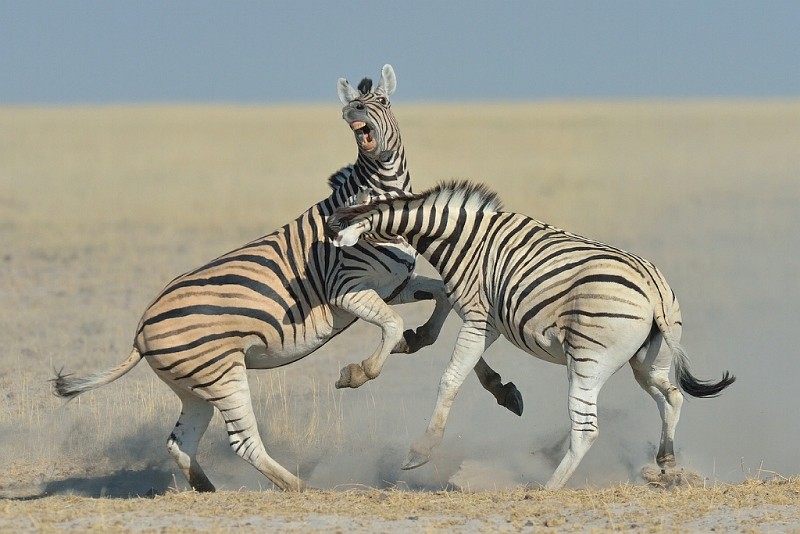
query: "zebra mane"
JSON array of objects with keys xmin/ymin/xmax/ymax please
[
  {"xmin": 327, "ymin": 165, "xmax": 353, "ymax": 192},
  {"xmin": 357, "ymin": 78, "xmax": 373, "ymax": 94},
  {"xmin": 425, "ymin": 179, "xmax": 504, "ymax": 212},
  {"xmin": 333, "ymin": 179, "xmax": 503, "ymax": 224}
]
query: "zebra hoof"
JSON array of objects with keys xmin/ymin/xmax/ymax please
[
  {"xmin": 190, "ymin": 480, "xmax": 216, "ymax": 493},
  {"xmin": 390, "ymin": 331, "xmax": 411, "ymax": 354},
  {"xmin": 402, "ymin": 449, "xmax": 431, "ymax": 471},
  {"xmin": 335, "ymin": 363, "xmax": 369, "ymax": 389},
  {"xmin": 656, "ymin": 453, "xmax": 676, "ymax": 468},
  {"xmin": 501, "ymin": 382, "xmax": 524, "ymax": 416}
]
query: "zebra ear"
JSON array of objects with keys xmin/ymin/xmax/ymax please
[
  {"xmin": 376, "ymin": 64, "xmax": 396, "ymax": 97},
  {"xmin": 338, "ymin": 78, "xmax": 360, "ymax": 105}
]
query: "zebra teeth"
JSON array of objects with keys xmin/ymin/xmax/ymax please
[{"xmin": 349, "ymin": 121, "xmax": 376, "ymax": 151}]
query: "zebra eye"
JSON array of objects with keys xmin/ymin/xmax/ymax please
[{"xmin": 377, "ymin": 96, "xmax": 389, "ymax": 106}]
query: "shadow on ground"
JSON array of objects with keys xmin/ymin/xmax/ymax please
[{"xmin": 7, "ymin": 466, "xmax": 178, "ymax": 499}]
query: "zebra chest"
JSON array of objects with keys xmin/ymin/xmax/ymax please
[{"xmin": 333, "ymin": 241, "xmax": 416, "ymax": 296}]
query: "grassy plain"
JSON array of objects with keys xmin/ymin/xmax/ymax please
[{"xmin": 1, "ymin": 102, "xmax": 799, "ymax": 531}]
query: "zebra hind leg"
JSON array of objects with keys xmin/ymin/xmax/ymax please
[
  {"xmin": 208, "ymin": 362, "xmax": 305, "ymax": 491},
  {"xmin": 544, "ymin": 371, "xmax": 603, "ymax": 490},
  {"xmin": 630, "ymin": 351, "xmax": 684, "ymax": 468},
  {"xmin": 545, "ymin": 348, "xmax": 622, "ymax": 490},
  {"xmin": 166, "ymin": 387, "xmax": 215, "ymax": 492}
]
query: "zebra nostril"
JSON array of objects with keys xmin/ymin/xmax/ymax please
[{"xmin": 353, "ymin": 102, "xmax": 365, "ymax": 110}]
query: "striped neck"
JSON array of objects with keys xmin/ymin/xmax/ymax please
[
  {"xmin": 353, "ymin": 144, "xmax": 411, "ymax": 194},
  {"xmin": 324, "ymin": 146, "xmax": 411, "ymax": 213}
]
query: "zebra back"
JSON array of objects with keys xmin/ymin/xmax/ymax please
[{"xmin": 329, "ymin": 180, "xmax": 680, "ymax": 347}]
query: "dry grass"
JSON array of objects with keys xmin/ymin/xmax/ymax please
[
  {"xmin": 3, "ymin": 477, "xmax": 800, "ymax": 532},
  {"xmin": 1, "ymin": 102, "xmax": 799, "ymax": 530}
]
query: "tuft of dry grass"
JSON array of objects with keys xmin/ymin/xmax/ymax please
[{"xmin": 2, "ymin": 478, "xmax": 799, "ymax": 532}]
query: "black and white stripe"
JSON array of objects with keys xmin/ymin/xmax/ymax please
[
  {"xmin": 51, "ymin": 67, "xmax": 517, "ymax": 492},
  {"xmin": 328, "ymin": 180, "xmax": 735, "ymax": 489}
]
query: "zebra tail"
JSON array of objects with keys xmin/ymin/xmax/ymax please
[
  {"xmin": 655, "ymin": 319, "xmax": 736, "ymax": 398},
  {"xmin": 52, "ymin": 347, "xmax": 143, "ymax": 400}
]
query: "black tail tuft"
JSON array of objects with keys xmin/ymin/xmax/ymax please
[
  {"xmin": 50, "ymin": 367, "xmax": 80, "ymax": 399},
  {"xmin": 679, "ymin": 370, "xmax": 736, "ymax": 398},
  {"xmin": 667, "ymin": 335, "xmax": 736, "ymax": 399}
]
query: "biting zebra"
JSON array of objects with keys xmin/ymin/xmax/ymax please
[
  {"xmin": 326, "ymin": 180, "xmax": 735, "ymax": 489},
  {"xmin": 51, "ymin": 66, "xmax": 520, "ymax": 492}
]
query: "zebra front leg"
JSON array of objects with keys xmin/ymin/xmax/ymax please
[
  {"xmin": 403, "ymin": 323, "xmax": 499, "ymax": 469},
  {"xmin": 388, "ymin": 274, "xmax": 451, "ymax": 354},
  {"xmin": 473, "ymin": 357, "xmax": 524, "ymax": 416},
  {"xmin": 334, "ymin": 288, "xmax": 404, "ymax": 389},
  {"xmin": 388, "ymin": 274, "xmax": 522, "ymax": 413}
]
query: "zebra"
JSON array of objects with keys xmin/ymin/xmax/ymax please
[
  {"xmin": 52, "ymin": 66, "xmax": 521, "ymax": 492},
  {"xmin": 326, "ymin": 180, "xmax": 735, "ymax": 489}
]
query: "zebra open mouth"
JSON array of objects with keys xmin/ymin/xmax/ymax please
[{"xmin": 349, "ymin": 121, "xmax": 377, "ymax": 152}]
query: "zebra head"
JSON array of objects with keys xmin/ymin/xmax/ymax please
[
  {"xmin": 325, "ymin": 189, "xmax": 413, "ymax": 247},
  {"xmin": 337, "ymin": 64, "xmax": 401, "ymax": 162}
]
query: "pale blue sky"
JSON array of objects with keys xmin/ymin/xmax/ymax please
[{"xmin": 2, "ymin": 1, "xmax": 799, "ymax": 104}]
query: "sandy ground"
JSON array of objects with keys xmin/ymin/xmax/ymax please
[{"xmin": 1, "ymin": 102, "xmax": 799, "ymax": 531}]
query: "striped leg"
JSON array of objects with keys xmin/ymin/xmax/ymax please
[
  {"xmin": 209, "ymin": 361, "xmax": 305, "ymax": 491},
  {"xmin": 545, "ymin": 350, "xmax": 616, "ymax": 490},
  {"xmin": 166, "ymin": 386, "xmax": 215, "ymax": 492},
  {"xmin": 334, "ymin": 288, "xmax": 404, "ymax": 388},
  {"xmin": 403, "ymin": 323, "xmax": 499, "ymax": 469},
  {"xmin": 388, "ymin": 275, "xmax": 523, "ymax": 414},
  {"xmin": 630, "ymin": 337, "xmax": 684, "ymax": 467},
  {"xmin": 388, "ymin": 274, "xmax": 451, "ymax": 354}
]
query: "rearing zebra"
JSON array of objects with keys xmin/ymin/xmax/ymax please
[
  {"xmin": 52, "ymin": 66, "xmax": 520, "ymax": 492},
  {"xmin": 326, "ymin": 180, "xmax": 735, "ymax": 489}
]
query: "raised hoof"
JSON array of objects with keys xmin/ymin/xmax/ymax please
[
  {"xmin": 390, "ymin": 331, "xmax": 412, "ymax": 354},
  {"xmin": 392, "ymin": 328, "xmax": 428, "ymax": 354},
  {"xmin": 501, "ymin": 382, "xmax": 524, "ymax": 416},
  {"xmin": 335, "ymin": 363, "xmax": 369, "ymax": 389},
  {"xmin": 402, "ymin": 449, "xmax": 431, "ymax": 471}
]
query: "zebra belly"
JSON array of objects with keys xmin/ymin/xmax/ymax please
[
  {"xmin": 244, "ymin": 342, "xmax": 321, "ymax": 369},
  {"xmin": 498, "ymin": 321, "xmax": 569, "ymax": 366},
  {"xmin": 243, "ymin": 307, "xmax": 358, "ymax": 369}
]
